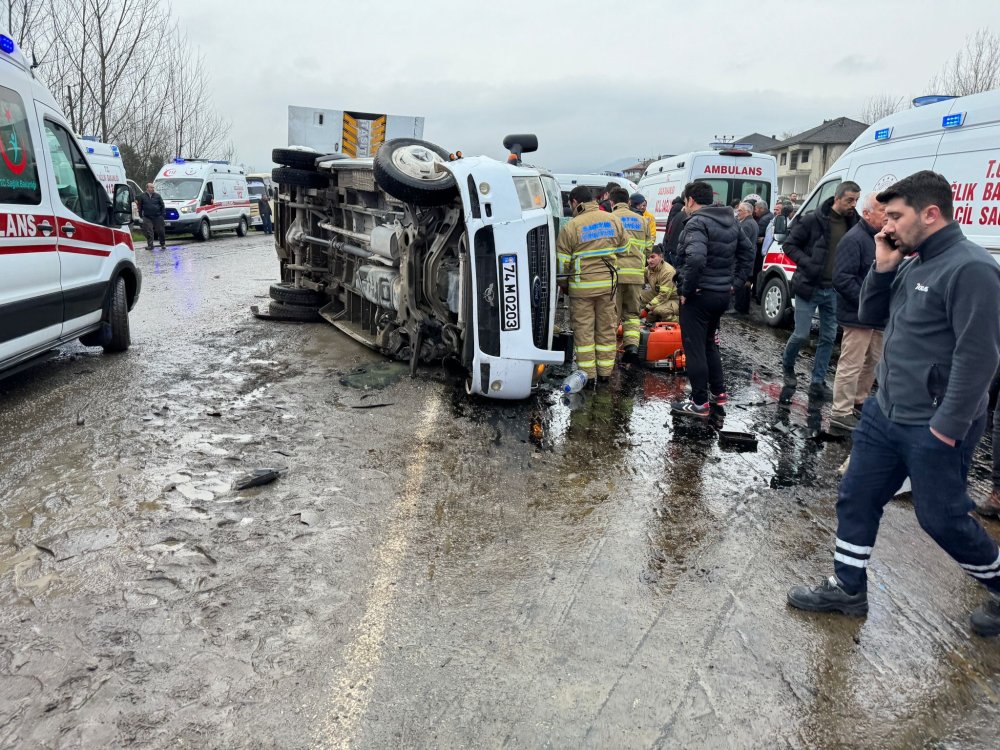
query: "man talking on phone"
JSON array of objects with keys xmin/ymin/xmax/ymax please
[{"xmin": 787, "ymin": 171, "xmax": 1000, "ymax": 636}]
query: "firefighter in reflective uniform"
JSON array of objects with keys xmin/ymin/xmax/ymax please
[
  {"xmin": 557, "ymin": 185, "xmax": 627, "ymax": 381},
  {"xmin": 641, "ymin": 246, "xmax": 679, "ymax": 323},
  {"xmin": 610, "ymin": 187, "xmax": 648, "ymax": 357}
]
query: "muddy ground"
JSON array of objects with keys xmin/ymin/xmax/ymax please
[{"xmin": 1, "ymin": 232, "xmax": 999, "ymax": 749}]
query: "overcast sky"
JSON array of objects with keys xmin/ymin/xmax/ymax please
[{"xmin": 170, "ymin": 0, "xmax": 1000, "ymax": 173}]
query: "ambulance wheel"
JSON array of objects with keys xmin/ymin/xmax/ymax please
[
  {"xmin": 761, "ymin": 277, "xmax": 791, "ymax": 328},
  {"xmin": 236, "ymin": 216, "xmax": 248, "ymax": 237},
  {"xmin": 103, "ymin": 277, "xmax": 131, "ymax": 353},
  {"xmin": 195, "ymin": 219, "xmax": 211, "ymax": 242},
  {"xmin": 271, "ymin": 147, "xmax": 321, "ymax": 171},
  {"xmin": 373, "ymin": 138, "xmax": 457, "ymax": 207},
  {"xmin": 271, "ymin": 167, "xmax": 328, "ymax": 190}
]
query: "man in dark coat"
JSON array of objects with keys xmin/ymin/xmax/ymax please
[
  {"xmin": 780, "ymin": 181, "xmax": 862, "ymax": 403},
  {"xmin": 829, "ymin": 193, "xmax": 886, "ymax": 431},
  {"xmin": 734, "ymin": 201, "xmax": 760, "ymax": 313},
  {"xmin": 662, "ymin": 194, "xmax": 686, "ymax": 267},
  {"xmin": 670, "ymin": 181, "xmax": 754, "ymax": 417},
  {"xmin": 137, "ymin": 182, "xmax": 166, "ymax": 250}
]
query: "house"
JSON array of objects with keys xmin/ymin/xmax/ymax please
[
  {"xmin": 765, "ymin": 117, "xmax": 869, "ymax": 197},
  {"xmin": 735, "ymin": 132, "xmax": 781, "ymax": 153}
]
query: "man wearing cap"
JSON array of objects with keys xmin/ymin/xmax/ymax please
[{"xmin": 610, "ymin": 188, "xmax": 649, "ymax": 357}]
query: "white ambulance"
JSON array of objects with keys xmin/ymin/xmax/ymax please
[
  {"xmin": 0, "ymin": 31, "xmax": 139, "ymax": 376},
  {"xmin": 638, "ymin": 145, "xmax": 777, "ymax": 242},
  {"xmin": 154, "ymin": 159, "xmax": 252, "ymax": 241},
  {"xmin": 757, "ymin": 89, "xmax": 1000, "ymax": 327}
]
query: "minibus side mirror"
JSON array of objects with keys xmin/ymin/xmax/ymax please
[{"xmin": 773, "ymin": 215, "xmax": 789, "ymax": 243}]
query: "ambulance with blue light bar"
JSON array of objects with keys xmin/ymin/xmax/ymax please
[
  {"xmin": 154, "ymin": 158, "xmax": 252, "ymax": 242},
  {"xmin": 0, "ymin": 29, "xmax": 140, "ymax": 376},
  {"xmin": 757, "ymin": 89, "xmax": 1000, "ymax": 327},
  {"xmin": 638, "ymin": 144, "xmax": 777, "ymax": 243}
]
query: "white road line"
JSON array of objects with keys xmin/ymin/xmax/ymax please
[{"xmin": 317, "ymin": 394, "xmax": 441, "ymax": 748}]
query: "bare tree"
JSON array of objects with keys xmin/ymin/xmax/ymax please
[
  {"xmin": 163, "ymin": 27, "xmax": 230, "ymax": 158},
  {"xmin": 929, "ymin": 27, "xmax": 1000, "ymax": 97},
  {"xmin": 4, "ymin": 0, "xmax": 49, "ymax": 52},
  {"xmin": 859, "ymin": 93, "xmax": 907, "ymax": 124}
]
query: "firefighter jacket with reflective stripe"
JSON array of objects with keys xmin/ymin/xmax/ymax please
[
  {"xmin": 557, "ymin": 202, "xmax": 627, "ymax": 297},
  {"xmin": 611, "ymin": 203, "xmax": 649, "ymax": 285},
  {"xmin": 643, "ymin": 210, "xmax": 657, "ymax": 247},
  {"xmin": 642, "ymin": 261, "xmax": 678, "ymax": 310}
]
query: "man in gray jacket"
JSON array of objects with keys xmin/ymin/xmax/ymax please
[
  {"xmin": 733, "ymin": 201, "xmax": 759, "ymax": 314},
  {"xmin": 787, "ymin": 171, "xmax": 1000, "ymax": 636}
]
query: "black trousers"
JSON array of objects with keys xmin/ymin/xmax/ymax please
[
  {"xmin": 142, "ymin": 216, "xmax": 166, "ymax": 247},
  {"xmin": 679, "ymin": 290, "xmax": 731, "ymax": 404},
  {"xmin": 733, "ymin": 251, "xmax": 764, "ymax": 313}
]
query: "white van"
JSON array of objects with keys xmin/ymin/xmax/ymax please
[
  {"xmin": 757, "ymin": 89, "xmax": 1000, "ymax": 327},
  {"xmin": 553, "ymin": 173, "xmax": 639, "ymax": 216},
  {"xmin": 154, "ymin": 159, "xmax": 252, "ymax": 241},
  {"xmin": 245, "ymin": 172, "xmax": 274, "ymax": 230},
  {"xmin": 0, "ymin": 31, "xmax": 140, "ymax": 376},
  {"xmin": 638, "ymin": 147, "xmax": 777, "ymax": 242}
]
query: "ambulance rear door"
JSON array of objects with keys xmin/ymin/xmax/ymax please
[{"xmin": 0, "ymin": 78, "xmax": 61, "ymax": 363}]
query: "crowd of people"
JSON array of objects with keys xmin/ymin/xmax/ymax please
[{"xmin": 557, "ymin": 170, "xmax": 1000, "ymax": 636}]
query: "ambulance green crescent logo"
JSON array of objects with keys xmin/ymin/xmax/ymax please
[{"xmin": 0, "ymin": 105, "xmax": 27, "ymax": 175}]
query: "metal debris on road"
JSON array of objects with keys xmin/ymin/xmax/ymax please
[{"xmin": 232, "ymin": 468, "xmax": 286, "ymax": 491}]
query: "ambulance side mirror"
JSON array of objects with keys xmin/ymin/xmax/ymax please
[
  {"xmin": 773, "ymin": 215, "xmax": 789, "ymax": 242},
  {"xmin": 111, "ymin": 183, "xmax": 133, "ymax": 226}
]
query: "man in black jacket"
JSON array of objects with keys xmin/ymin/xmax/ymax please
[
  {"xmin": 137, "ymin": 182, "xmax": 166, "ymax": 251},
  {"xmin": 670, "ymin": 181, "xmax": 754, "ymax": 417},
  {"xmin": 787, "ymin": 171, "xmax": 1000, "ymax": 637},
  {"xmin": 829, "ymin": 193, "xmax": 886, "ymax": 431},
  {"xmin": 662, "ymin": 194, "xmax": 686, "ymax": 267},
  {"xmin": 780, "ymin": 181, "xmax": 861, "ymax": 403}
]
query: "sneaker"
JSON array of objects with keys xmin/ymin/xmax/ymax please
[
  {"xmin": 974, "ymin": 488, "xmax": 1000, "ymax": 518},
  {"xmin": 830, "ymin": 413, "xmax": 859, "ymax": 431},
  {"xmin": 670, "ymin": 400, "xmax": 710, "ymax": 418},
  {"xmin": 970, "ymin": 594, "xmax": 1000, "ymax": 637},
  {"xmin": 787, "ymin": 576, "xmax": 869, "ymax": 616},
  {"xmin": 709, "ymin": 392, "xmax": 729, "ymax": 406},
  {"xmin": 809, "ymin": 381, "xmax": 833, "ymax": 402}
]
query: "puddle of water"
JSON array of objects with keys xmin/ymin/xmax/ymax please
[{"xmin": 339, "ymin": 362, "xmax": 409, "ymax": 390}]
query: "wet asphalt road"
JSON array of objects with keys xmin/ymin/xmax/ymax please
[{"xmin": 1, "ymin": 232, "xmax": 999, "ymax": 749}]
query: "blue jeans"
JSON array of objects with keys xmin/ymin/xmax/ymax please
[
  {"xmin": 782, "ymin": 287, "xmax": 837, "ymax": 384},
  {"xmin": 833, "ymin": 398, "xmax": 998, "ymax": 594}
]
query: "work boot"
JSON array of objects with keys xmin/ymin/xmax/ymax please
[
  {"xmin": 779, "ymin": 370, "xmax": 796, "ymax": 405},
  {"xmin": 830, "ymin": 413, "xmax": 859, "ymax": 432},
  {"xmin": 970, "ymin": 593, "xmax": 1000, "ymax": 637},
  {"xmin": 809, "ymin": 381, "xmax": 833, "ymax": 402},
  {"xmin": 787, "ymin": 576, "xmax": 869, "ymax": 616},
  {"xmin": 670, "ymin": 400, "xmax": 710, "ymax": 418},
  {"xmin": 974, "ymin": 488, "xmax": 1000, "ymax": 518},
  {"xmin": 623, "ymin": 344, "xmax": 639, "ymax": 363}
]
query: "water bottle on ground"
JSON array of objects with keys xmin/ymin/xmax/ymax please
[{"xmin": 562, "ymin": 370, "xmax": 588, "ymax": 394}]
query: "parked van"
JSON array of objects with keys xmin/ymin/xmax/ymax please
[
  {"xmin": 0, "ymin": 31, "xmax": 140, "ymax": 376},
  {"xmin": 154, "ymin": 159, "xmax": 251, "ymax": 241},
  {"xmin": 757, "ymin": 89, "xmax": 1000, "ymax": 327},
  {"xmin": 638, "ymin": 146, "xmax": 777, "ymax": 242},
  {"xmin": 245, "ymin": 172, "xmax": 274, "ymax": 230},
  {"xmin": 553, "ymin": 173, "xmax": 639, "ymax": 216},
  {"xmin": 78, "ymin": 137, "xmax": 142, "ymax": 222}
]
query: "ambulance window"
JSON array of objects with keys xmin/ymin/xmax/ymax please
[
  {"xmin": 739, "ymin": 181, "xmax": 771, "ymax": 205},
  {"xmin": 799, "ymin": 179, "xmax": 841, "ymax": 217},
  {"xmin": 0, "ymin": 86, "xmax": 41, "ymax": 205},
  {"xmin": 699, "ymin": 179, "xmax": 731, "ymax": 205},
  {"xmin": 43, "ymin": 120, "xmax": 104, "ymax": 224}
]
